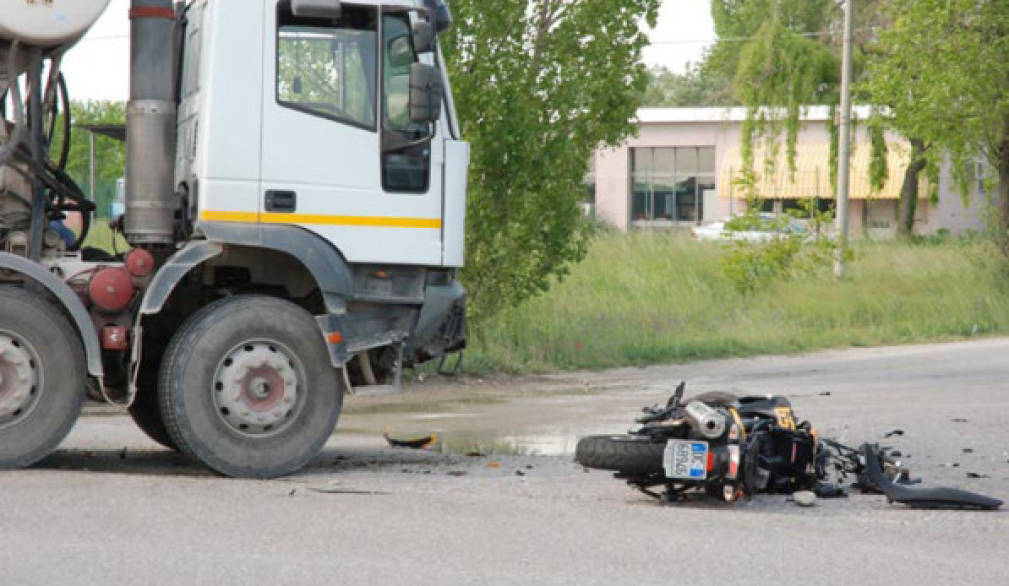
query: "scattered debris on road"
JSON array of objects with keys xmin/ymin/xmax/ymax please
[
  {"xmin": 311, "ymin": 482, "xmax": 391, "ymax": 496},
  {"xmin": 384, "ymin": 433, "xmax": 439, "ymax": 450},
  {"xmin": 576, "ymin": 382, "xmax": 1003, "ymax": 510}
]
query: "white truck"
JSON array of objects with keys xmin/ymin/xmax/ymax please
[{"xmin": 0, "ymin": 0, "xmax": 468, "ymax": 478}]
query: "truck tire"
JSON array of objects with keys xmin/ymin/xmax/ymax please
[
  {"xmin": 159, "ymin": 296, "xmax": 343, "ymax": 478},
  {"xmin": 575, "ymin": 435, "xmax": 665, "ymax": 476},
  {"xmin": 128, "ymin": 377, "xmax": 177, "ymax": 451},
  {"xmin": 0, "ymin": 286, "xmax": 85, "ymax": 469}
]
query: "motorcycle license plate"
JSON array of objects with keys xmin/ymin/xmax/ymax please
[{"xmin": 663, "ymin": 440, "xmax": 709, "ymax": 480}]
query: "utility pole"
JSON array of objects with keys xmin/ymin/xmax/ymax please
[
  {"xmin": 89, "ymin": 131, "xmax": 97, "ymax": 209},
  {"xmin": 834, "ymin": 0, "xmax": 855, "ymax": 278}
]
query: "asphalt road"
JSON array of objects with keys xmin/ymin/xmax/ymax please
[{"xmin": 2, "ymin": 338, "xmax": 1008, "ymax": 585}]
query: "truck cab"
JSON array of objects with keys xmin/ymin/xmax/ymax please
[
  {"xmin": 180, "ymin": 0, "xmax": 467, "ymax": 269},
  {"xmin": 0, "ymin": 0, "xmax": 468, "ymax": 478}
]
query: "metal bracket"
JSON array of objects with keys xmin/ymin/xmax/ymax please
[{"xmin": 437, "ymin": 351, "xmax": 463, "ymax": 376}]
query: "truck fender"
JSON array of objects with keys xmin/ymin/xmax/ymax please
[
  {"xmin": 138, "ymin": 240, "xmax": 224, "ymax": 315},
  {"xmin": 138, "ymin": 225, "xmax": 356, "ymax": 316},
  {"xmin": 190, "ymin": 222, "xmax": 354, "ymax": 314},
  {"xmin": 0, "ymin": 252, "xmax": 104, "ymax": 378}
]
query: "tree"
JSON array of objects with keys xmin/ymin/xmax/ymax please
[
  {"xmin": 51, "ymin": 100, "xmax": 127, "ymax": 219},
  {"xmin": 707, "ymin": 1, "xmax": 905, "ymax": 208},
  {"xmin": 864, "ymin": 0, "xmax": 1009, "ymax": 244},
  {"xmin": 442, "ymin": 0, "xmax": 660, "ymax": 321},
  {"xmin": 708, "ymin": 0, "xmax": 839, "ymax": 193},
  {"xmin": 642, "ymin": 65, "xmax": 734, "ymax": 107}
]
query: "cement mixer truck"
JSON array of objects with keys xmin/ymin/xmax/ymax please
[{"xmin": 0, "ymin": 0, "xmax": 468, "ymax": 478}]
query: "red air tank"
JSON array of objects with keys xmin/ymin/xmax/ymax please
[
  {"xmin": 89, "ymin": 268, "xmax": 135, "ymax": 313},
  {"xmin": 125, "ymin": 248, "xmax": 155, "ymax": 277}
]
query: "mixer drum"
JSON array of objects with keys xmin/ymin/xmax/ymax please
[{"xmin": 0, "ymin": 0, "xmax": 111, "ymax": 47}]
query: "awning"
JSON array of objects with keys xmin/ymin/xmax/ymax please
[
  {"xmin": 718, "ymin": 141, "xmax": 928, "ymax": 200},
  {"xmin": 78, "ymin": 124, "xmax": 126, "ymax": 143}
]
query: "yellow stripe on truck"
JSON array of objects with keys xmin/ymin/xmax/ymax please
[{"xmin": 200, "ymin": 211, "xmax": 442, "ymax": 229}]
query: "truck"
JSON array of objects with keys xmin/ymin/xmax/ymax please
[{"xmin": 0, "ymin": 0, "xmax": 468, "ymax": 478}]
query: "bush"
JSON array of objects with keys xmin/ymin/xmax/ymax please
[{"xmin": 466, "ymin": 232, "xmax": 1009, "ymax": 374}]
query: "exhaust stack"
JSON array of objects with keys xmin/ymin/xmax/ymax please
[{"xmin": 125, "ymin": 0, "xmax": 177, "ymax": 245}]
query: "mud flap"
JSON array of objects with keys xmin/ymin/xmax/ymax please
[{"xmin": 315, "ymin": 314, "xmax": 350, "ymax": 367}]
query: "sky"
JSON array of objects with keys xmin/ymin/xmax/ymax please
[{"xmin": 62, "ymin": 0, "xmax": 716, "ymax": 101}]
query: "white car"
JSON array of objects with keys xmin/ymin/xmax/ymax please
[{"xmin": 691, "ymin": 214, "xmax": 809, "ymax": 243}]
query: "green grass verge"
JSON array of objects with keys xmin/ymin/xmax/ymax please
[{"xmin": 466, "ymin": 231, "xmax": 1009, "ymax": 373}]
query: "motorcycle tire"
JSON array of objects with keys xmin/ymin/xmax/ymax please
[{"xmin": 576, "ymin": 435, "xmax": 666, "ymax": 476}]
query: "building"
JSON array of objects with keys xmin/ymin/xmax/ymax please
[{"xmin": 590, "ymin": 107, "xmax": 989, "ymax": 237}]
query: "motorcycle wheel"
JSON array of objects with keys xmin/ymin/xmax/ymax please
[{"xmin": 575, "ymin": 435, "xmax": 666, "ymax": 476}]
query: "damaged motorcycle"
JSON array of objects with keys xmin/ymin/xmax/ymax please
[{"xmin": 575, "ymin": 383, "xmax": 1002, "ymax": 510}]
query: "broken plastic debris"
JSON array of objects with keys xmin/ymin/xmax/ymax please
[
  {"xmin": 487, "ymin": 461, "xmax": 501, "ymax": 469},
  {"xmin": 384, "ymin": 432, "xmax": 438, "ymax": 450},
  {"xmin": 311, "ymin": 483, "xmax": 390, "ymax": 495}
]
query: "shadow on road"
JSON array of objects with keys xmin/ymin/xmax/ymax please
[{"xmin": 32, "ymin": 444, "xmax": 466, "ymax": 479}]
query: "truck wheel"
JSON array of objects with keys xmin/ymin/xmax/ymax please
[
  {"xmin": 128, "ymin": 377, "xmax": 177, "ymax": 450},
  {"xmin": 0, "ymin": 286, "xmax": 85, "ymax": 469},
  {"xmin": 159, "ymin": 296, "xmax": 343, "ymax": 478}
]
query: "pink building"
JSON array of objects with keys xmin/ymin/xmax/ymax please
[{"xmin": 590, "ymin": 107, "xmax": 989, "ymax": 237}]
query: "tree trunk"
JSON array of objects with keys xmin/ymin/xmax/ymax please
[{"xmin": 897, "ymin": 138, "xmax": 926, "ymax": 239}]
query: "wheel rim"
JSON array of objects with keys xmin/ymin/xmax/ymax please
[
  {"xmin": 0, "ymin": 331, "xmax": 43, "ymax": 430},
  {"xmin": 212, "ymin": 340, "xmax": 306, "ymax": 437}
]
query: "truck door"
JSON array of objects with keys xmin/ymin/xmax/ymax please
[{"xmin": 260, "ymin": 1, "xmax": 444, "ymax": 266}]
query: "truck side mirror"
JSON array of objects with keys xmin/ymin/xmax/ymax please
[
  {"xmin": 409, "ymin": 63, "xmax": 443, "ymax": 123},
  {"xmin": 412, "ymin": 21, "xmax": 434, "ymax": 54},
  {"xmin": 292, "ymin": 0, "xmax": 341, "ymax": 19}
]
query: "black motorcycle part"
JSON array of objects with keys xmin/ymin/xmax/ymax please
[{"xmin": 861, "ymin": 444, "xmax": 1002, "ymax": 510}]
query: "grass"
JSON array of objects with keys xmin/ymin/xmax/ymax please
[{"xmin": 466, "ymin": 231, "xmax": 1009, "ymax": 373}]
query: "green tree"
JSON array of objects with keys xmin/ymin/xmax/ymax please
[
  {"xmin": 442, "ymin": 0, "xmax": 660, "ymax": 321},
  {"xmin": 708, "ymin": 0, "xmax": 902, "ymax": 210},
  {"xmin": 864, "ymin": 0, "xmax": 1009, "ymax": 244},
  {"xmin": 51, "ymin": 100, "xmax": 127, "ymax": 219},
  {"xmin": 642, "ymin": 64, "xmax": 734, "ymax": 107},
  {"xmin": 710, "ymin": 0, "xmax": 838, "ymax": 188}
]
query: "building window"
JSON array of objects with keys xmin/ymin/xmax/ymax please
[
  {"xmin": 631, "ymin": 147, "xmax": 715, "ymax": 225},
  {"xmin": 584, "ymin": 157, "xmax": 597, "ymax": 205}
]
